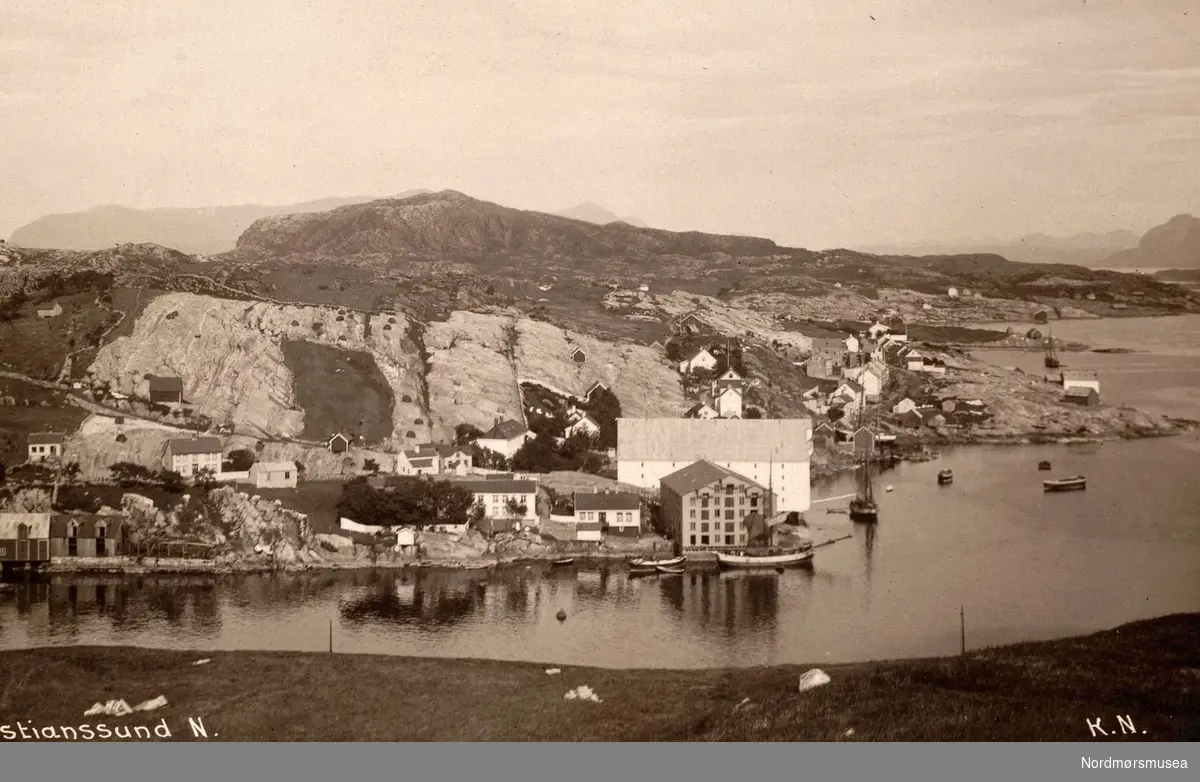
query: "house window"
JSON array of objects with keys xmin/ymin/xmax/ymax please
[
  {"xmin": 689, "ymin": 510, "xmax": 695, "ymax": 519},
  {"xmin": 725, "ymin": 522, "xmax": 735, "ymax": 533},
  {"xmin": 751, "ymin": 497, "xmax": 759, "ymax": 508},
  {"xmin": 739, "ymin": 496, "xmax": 745, "ymax": 505},
  {"xmin": 700, "ymin": 510, "xmax": 709, "ymax": 521},
  {"xmin": 700, "ymin": 497, "xmax": 709, "ymax": 508},
  {"xmin": 284, "ymin": 472, "xmax": 290, "ymax": 480},
  {"xmin": 700, "ymin": 522, "xmax": 709, "ymax": 533},
  {"xmin": 689, "ymin": 496, "xmax": 696, "ymax": 505},
  {"xmin": 700, "ymin": 535, "xmax": 709, "ymax": 545},
  {"xmin": 725, "ymin": 535, "xmax": 734, "ymax": 545},
  {"xmin": 689, "ymin": 535, "xmax": 696, "ymax": 545},
  {"xmin": 689, "ymin": 522, "xmax": 696, "ymax": 531},
  {"xmin": 725, "ymin": 510, "xmax": 734, "ymax": 521},
  {"xmin": 725, "ymin": 497, "xmax": 734, "ymax": 507},
  {"xmin": 17, "ymin": 524, "xmax": 28, "ymax": 540}
]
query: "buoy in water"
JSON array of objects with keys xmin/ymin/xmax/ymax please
[{"xmin": 556, "ymin": 609, "xmax": 567, "ymax": 622}]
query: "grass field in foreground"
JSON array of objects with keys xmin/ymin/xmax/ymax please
[{"xmin": 0, "ymin": 614, "xmax": 1196, "ymax": 741}]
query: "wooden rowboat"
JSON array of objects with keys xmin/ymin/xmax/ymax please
[
  {"xmin": 628, "ymin": 555, "xmax": 685, "ymax": 568},
  {"xmin": 655, "ymin": 565, "xmax": 686, "ymax": 575},
  {"xmin": 628, "ymin": 565, "xmax": 659, "ymax": 577},
  {"xmin": 550, "ymin": 558, "xmax": 575, "ymax": 567},
  {"xmin": 1043, "ymin": 475, "xmax": 1086, "ymax": 492},
  {"xmin": 716, "ymin": 547, "xmax": 814, "ymax": 569}
]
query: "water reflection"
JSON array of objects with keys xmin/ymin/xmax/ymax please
[
  {"xmin": 661, "ymin": 571, "xmax": 784, "ymax": 636},
  {"xmin": 339, "ymin": 570, "xmax": 483, "ymax": 628}
]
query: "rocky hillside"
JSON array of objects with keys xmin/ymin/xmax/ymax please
[
  {"xmin": 85, "ymin": 292, "xmax": 427, "ymax": 444},
  {"xmin": 232, "ymin": 190, "xmax": 778, "ymax": 261},
  {"xmin": 78, "ymin": 292, "xmax": 687, "ymax": 448},
  {"xmin": 424, "ymin": 311, "xmax": 687, "ymax": 439},
  {"xmin": 1105, "ymin": 214, "xmax": 1200, "ymax": 270}
]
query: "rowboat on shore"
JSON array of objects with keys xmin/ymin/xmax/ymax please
[
  {"xmin": 628, "ymin": 555, "xmax": 685, "ymax": 568},
  {"xmin": 1043, "ymin": 475, "xmax": 1086, "ymax": 492}
]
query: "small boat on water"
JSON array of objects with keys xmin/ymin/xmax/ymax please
[
  {"xmin": 628, "ymin": 555, "xmax": 685, "ymax": 568},
  {"xmin": 1038, "ymin": 460, "xmax": 1052, "ymax": 471},
  {"xmin": 1043, "ymin": 475, "xmax": 1086, "ymax": 492},
  {"xmin": 628, "ymin": 565, "xmax": 659, "ymax": 577},
  {"xmin": 849, "ymin": 496, "xmax": 879, "ymax": 524},
  {"xmin": 550, "ymin": 558, "xmax": 575, "ymax": 567},
  {"xmin": 717, "ymin": 546, "xmax": 814, "ymax": 569},
  {"xmin": 655, "ymin": 565, "xmax": 686, "ymax": 575},
  {"xmin": 937, "ymin": 469, "xmax": 954, "ymax": 485},
  {"xmin": 462, "ymin": 563, "xmax": 491, "ymax": 571}
]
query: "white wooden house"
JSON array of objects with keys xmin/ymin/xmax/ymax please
[
  {"xmin": 250, "ymin": 461, "xmax": 297, "ymax": 489},
  {"xmin": 714, "ymin": 386, "xmax": 743, "ymax": 418},
  {"xmin": 678, "ymin": 347, "xmax": 718, "ymax": 375}
]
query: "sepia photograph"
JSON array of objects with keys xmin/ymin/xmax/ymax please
[{"xmin": 0, "ymin": 0, "xmax": 1197, "ymax": 773}]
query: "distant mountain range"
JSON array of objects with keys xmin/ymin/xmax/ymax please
[
  {"xmin": 7, "ymin": 193, "xmax": 650, "ymax": 255},
  {"xmin": 863, "ymin": 215, "xmax": 1200, "ymax": 271},
  {"xmin": 861, "ymin": 230, "xmax": 1141, "ymax": 267},
  {"xmin": 7, "ymin": 191, "xmax": 431, "ymax": 255},
  {"xmin": 551, "ymin": 202, "xmax": 648, "ymax": 227},
  {"xmin": 1103, "ymin": 214, "xmax": 1200, "ymax": 271}
]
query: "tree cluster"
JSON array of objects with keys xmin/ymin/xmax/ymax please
[
  {"xmin": 109, "ymin": 462, "xmax": 187, "ymax": 492},
  {"xmin": 581, "ymin": 386, "xmax": 622, "ymax": 449},
  {"xmin": 511, "ymin": 431, "xmax": 607, "ymax": 475},
  {"xmin": 335, "ymin": 475, "xmax": 483, "ymax": 530}
]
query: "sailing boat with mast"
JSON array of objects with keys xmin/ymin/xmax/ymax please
[
  {"xmin": 1043, "ymin": 319, "xmax": 1060, "ymax": 369},
  {"xmin": 849, "ymin": 401, "xmax": 879, "ymax": 524},
  {"xmin": 717, "ymin": 454, "xmax": 812, "ymax": 569}
]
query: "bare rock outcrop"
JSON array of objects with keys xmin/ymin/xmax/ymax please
[
  {"xmin": 85, "ymin": 292, "xmax": 427, "ymax": 444},
  {"xmin": 423, "ymin": 310, "xmax": 688, "ymax": 441}
]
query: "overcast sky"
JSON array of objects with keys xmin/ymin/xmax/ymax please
[{"xmin": 3, "ymin": 1, "xmax": 1197, "ymax": 248}]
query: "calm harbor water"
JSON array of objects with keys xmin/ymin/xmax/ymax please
[{"xmin": 3, "ymin": 436, "xmax": 1198, "ymax": 668}]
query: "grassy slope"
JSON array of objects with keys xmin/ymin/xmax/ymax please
[
  {"xmin": 280, "ymin": 340, "xmax": 395, "ymax": 443},
  {"xmin": 0, "ymin": 378, "xmax": 89, "ymax": 466},
  {"xmin": 0, "ymin": 293, "xmax": 116, "ymax": 380},
  {"xmin": 0, "ymin": 614, "xmax": 1195, "ymax": 741}
]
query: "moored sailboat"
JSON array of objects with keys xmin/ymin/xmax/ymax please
[
  {"xmin": 1044, "ymin": 320, "xmax": 1060, "ymax": 369},
  {"xmin": 849, "ymin": 404, "xmax": 880, "ymax": 523}
]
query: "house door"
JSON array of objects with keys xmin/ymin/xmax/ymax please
[
  {"xmin": 16, "ymin": 540, "xmax": 29, "ymax": 561},
  {"xmin": 36, "ymin": 540, "xmax": 48, "ymax": 560}
]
